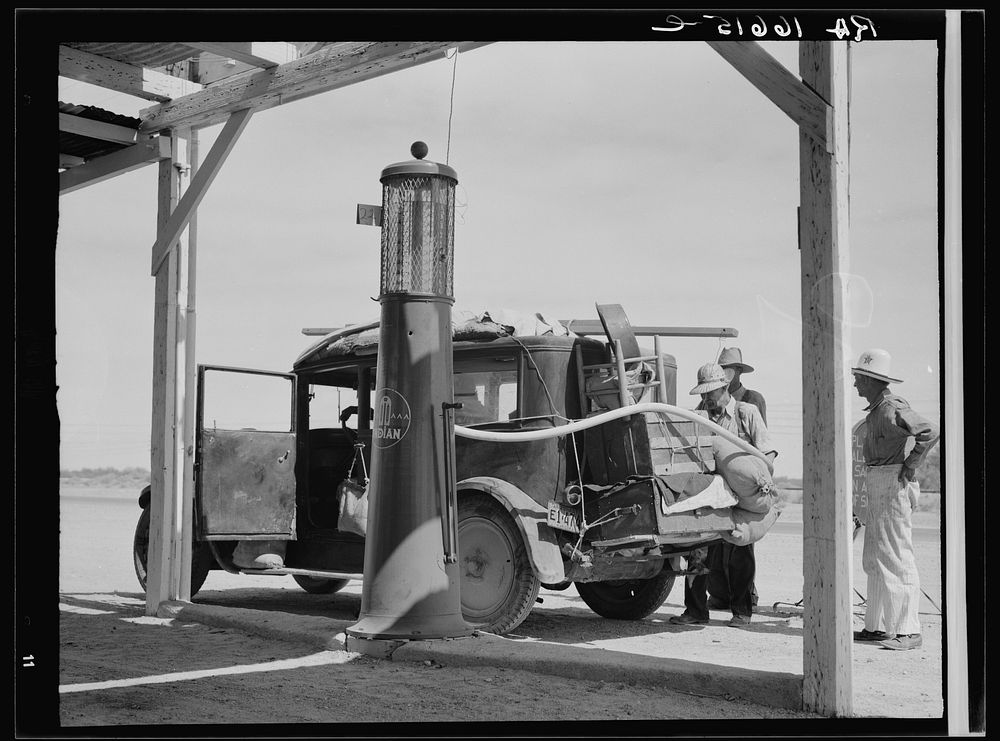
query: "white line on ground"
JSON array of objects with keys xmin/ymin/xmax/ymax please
[{"xmin": 59, "ymin": 651, "xmax": 357, "ymax": 694}]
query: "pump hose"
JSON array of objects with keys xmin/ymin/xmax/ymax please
[{"xmin": 453, "ymin": 402, "xmax": 773, "ymax": 474}]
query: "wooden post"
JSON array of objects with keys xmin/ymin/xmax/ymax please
[
  {"xmin": 799, "ymin": 41, "xmax": 853, "ymax": 715},
  {"xmin": 943, "ymin": 10, "xmax": 969, "ymax": 735},
  {"xmin": 146, "ymin": 129, "xmax": 193, "ymax": 615}
]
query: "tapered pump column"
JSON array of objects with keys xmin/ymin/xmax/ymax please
[{"xmin": 346, "ymin": 143, "xmax": 474, "ymax": 644}]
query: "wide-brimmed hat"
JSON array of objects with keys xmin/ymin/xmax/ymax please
[
  {"xmin": 689, "ymin": 363, "xmax": 728, "ymax": 395},
  {"xmin": 717, "ymin": 347, "xmax": 754, "ymax": 373},
  {"xmin": 851, "ymin": 348, "xmax": 903, "ymax": 384}
]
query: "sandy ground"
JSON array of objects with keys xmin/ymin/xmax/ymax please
[{"xmin": 48, "ymin": 487, "xmax": 949, "ymax": 732}]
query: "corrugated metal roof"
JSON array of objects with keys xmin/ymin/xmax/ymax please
[
  {"xmin": 62, "ymin": 42, "xmax": 199, "ymax": 69},
  {"xmin": 59, "ymin": 101, "xmax": 141, "ymax": 161}
]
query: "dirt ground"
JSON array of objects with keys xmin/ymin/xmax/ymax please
[{"xmin": 47, "ymin": 487, "xmax": 949, "ymax": 733}]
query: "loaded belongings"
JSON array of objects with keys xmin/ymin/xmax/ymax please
[{"xmin": 711, "ymin": 436, "xmax": 781, "ymax": 545}]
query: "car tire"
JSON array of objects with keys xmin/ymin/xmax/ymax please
[
  {"xmin": 133, "ymin": 508, "xmax": 213, "ymax": 597},
  {"xmin": 457, "ymin": 493, "xmax": 540, "ymax": 635},
  {"xmin": 292, "ymin": 575, "xmax": 350, "ymax": 594},
  {"xmin": 574, "ymin": 558, "xmax": 679, "ymax": 620}
]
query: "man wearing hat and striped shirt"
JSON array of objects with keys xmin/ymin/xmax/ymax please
[
  {"xmin": 851, "ymin": 348, "xmax": 939, "ymax": 651},
  {"xmin": 704, "ymin": 347, "xmax": 767, "ymax": 612}
]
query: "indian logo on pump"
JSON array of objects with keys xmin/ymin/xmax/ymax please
[{"xmin": 373, "ymin": 388, "xmax": 411, "ymax": 448}]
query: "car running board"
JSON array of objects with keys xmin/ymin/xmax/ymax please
[{"xmin": 238, "ymin": 566, "xmax": 363, "ymax": 580}]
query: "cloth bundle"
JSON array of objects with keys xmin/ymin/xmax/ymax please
[
  {"xmin": 719, "ymin": 506, "xmax": 781, "ymax": 546},
  {"xmin": 232, "ymin": 539, "xmax": 286, "ymax": 569},
  {"xmin": 712, "ymin": 437, "xmax": 776, "ymax": 514}
]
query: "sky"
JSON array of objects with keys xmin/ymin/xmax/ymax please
[{"xmin": 54, "ymin": 38, "xmax": 942, "ymax": 478}]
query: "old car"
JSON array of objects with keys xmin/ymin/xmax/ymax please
[{"xmin": 134, "ymin": 309, "xmax": 765, "ymax": 634}]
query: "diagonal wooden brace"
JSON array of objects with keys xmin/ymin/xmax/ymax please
[
  {"xmin": 150, "ymin": 108, "xmax": 253, "ymax": 275},
  {"xmin": 707, "ymin": 41, "xmax": 833, "ymax": 154}
]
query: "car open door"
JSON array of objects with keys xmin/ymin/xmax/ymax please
[{"xmin": 196, "ymin": 365, "xmax": 298, "ymax": 540}]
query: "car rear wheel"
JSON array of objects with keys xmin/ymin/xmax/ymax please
[
  {"xmin": 574, "ymin": 558, "xmax": 679, "ymax": 620},
  {"xmin": 457, "ymin": 493, "xmax": 540, "ymax": 634},
  {"xmin": 133, "ymin": 508, "xmax": 214, "ymax": 597},
  {"xmin": 292, "ymin": 575, "xmax": 350, "ymax": 594}
]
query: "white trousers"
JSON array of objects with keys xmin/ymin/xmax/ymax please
[{"xmin": 861, "ymin": 464, "xmax": 922, "ymax": 635}]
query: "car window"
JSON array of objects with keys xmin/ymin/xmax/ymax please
[{"xmin": 453, "ymin": 369, "xmax": 518, "ymax": 425}]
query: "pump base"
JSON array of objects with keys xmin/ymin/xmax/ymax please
[
  {"xmin": 345, "ymin": 612, "xmax": 476, "ymax": 642},
  {"xmin": 344, "ymin": 632, "xmax": 476, "ymax": 658}
]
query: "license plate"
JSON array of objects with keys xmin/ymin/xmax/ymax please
[{"xmin": 547, "ymin": 501, "xmax": 580, "ymax": 533}]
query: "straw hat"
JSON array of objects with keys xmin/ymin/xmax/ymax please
[
  {"xmin": 689, "ymin": 363, "xmax": 729, "ymax": 395},
  {"xmin": 717, "ymin": 346, "xmax": 754, "ymax": 373},
  {"xmin": 851, "ymin": 348, "xmax": 903, "ymax": 384}
]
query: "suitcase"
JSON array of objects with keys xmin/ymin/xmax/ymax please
[{"xmin": 593, "ymin": 475, "xmax": 735, "ymax": 543}]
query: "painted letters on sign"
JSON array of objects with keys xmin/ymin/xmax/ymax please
[
  {"xmin": 373, "ymin": 388, "xmax": 411, "ymax": 448},
  {"xmin": 851, "ymin": 419, "xmax": 868, "ymax": 521}
]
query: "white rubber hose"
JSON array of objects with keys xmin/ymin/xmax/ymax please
[{"xmin": 454, "ymin": 402, "xmax": 773, "ymax": 473}]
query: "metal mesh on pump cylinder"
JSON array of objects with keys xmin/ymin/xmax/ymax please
[{"xmin": 380, "ymin": 175, "xmax": 455, "ymax": 297}]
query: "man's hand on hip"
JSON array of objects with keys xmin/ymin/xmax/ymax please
[{"xmin": 899, "ymin": 465, "xmax": 916, "ymax": 483}]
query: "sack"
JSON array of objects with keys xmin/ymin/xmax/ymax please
[
  {"xmin": 337, "ymin": 479, "xmax": 369, "ymax": 537},
  {"xmin": 712, "ymin": 437, "xmax": 775, "ymax": 513},
  {"xmin": 337, "ymin": 443, "xmax": 369, "ymax": 537},
  {"xmin": 232, "ymin": 539, "xmax": 286, "ymax": 569},
  {"xmin": 720, "ymin": 505, "xmax": 781, "ymax": 546}
]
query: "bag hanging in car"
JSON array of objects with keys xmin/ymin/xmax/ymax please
[{"xmin": 337, "ymin": 443, "xmax": 369, "ymax": 537}]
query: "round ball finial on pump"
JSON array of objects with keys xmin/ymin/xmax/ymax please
[{"xmin": 410, "ymin": 141, "xmax": 429, "ymax": 160}]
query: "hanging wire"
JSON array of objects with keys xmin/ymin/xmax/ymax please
[{"xmin": 445, "ymin": 48, "xmax": 459, "ymax": 165}]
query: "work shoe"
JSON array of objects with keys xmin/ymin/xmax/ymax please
[
  {"xmin": 854, "ymin": 629, "xmax": 892, "ymax": 642},
  {"xmin": 880, "ymin": 634, "xmax": 922, "ymax": 651},
  {"xmin": 669, "ymin": 612, "xmax": 708, "ymax": 625},
  {"xmin": 727, "ymin": 614, "xmax": 751, "ymax": 628},
  {"xmin": 706, "ymin": 597, "xmax": 728, "ymax": 610}
]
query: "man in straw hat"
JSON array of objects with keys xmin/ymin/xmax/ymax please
[
  {"xmin": 851, "ymin": 348, "xmax": 939, "ymax": 651},
  {"xmin": 671, "ymin": 362, "xmax": 777, "ymax": 628},
  {"xmin": 704, "ymin": 347, "xmax": 767, "ymax": 612}
]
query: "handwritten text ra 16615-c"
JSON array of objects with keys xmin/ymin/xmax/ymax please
[{"xmin": 651, "ymin": 14, "xmax": 878, "ymax": 42}]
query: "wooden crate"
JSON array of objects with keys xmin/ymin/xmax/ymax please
[{"xmin": 583, "ymin": 412, "xmax": 715, "ymax": 485}]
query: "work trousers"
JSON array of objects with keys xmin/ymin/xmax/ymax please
[
  {"xmin": 706, "ymin": 543, "xmax": 758, "ymax": 606},
  {"xmin": 684, "ymin": 541, "xmax": 756, "ymax": 620},
  {"xmin": 862, "ymin": 464, "xmax": 922, "ymax": 636}
]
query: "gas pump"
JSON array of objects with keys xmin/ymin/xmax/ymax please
[{"xmin": 346, "ymin": 143, "xmax": 474, "ymax": 646}]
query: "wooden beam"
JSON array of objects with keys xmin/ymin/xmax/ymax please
[
  {"xmin": 799, "ymin": 41, "xmax": 852, "ymax": 716},
  {"xmin": 59, "ymin": 112, "xmax": 138, "ymax": 145},
  {"xmin": 707, "ymin": 41, "xmax": 832, "ymax": 154},
  {"xmin": 559, "ymin": 321, "xmax": 739, "ymax": 338},
  {"xmin": 147, "ymin": 133, "xmax": 187, "ymax": 615},
  {"xmin": 183, "ymin": 41, "xmax": 298, "ymax": 68},
  {"xmin": 150, "ymin": 108, "xmax": 253, "ymax": 275},
  {"xmin": 139, "ymin": 41, "xmax": 480, "ymax": 134},
  {"xmin": 59, "ymin": 136, "xmax": 171, "ymax": 195},
  {"xmin": 59, "ymin": 44, "xmax": 202, "ymax": 102},
  {"xmin": 943, "ymin": 10, "xmax": 969, "ymax": 735},
  {"xmin": 296, "ymin": 42, "xmax": 328, "ymax": 56}
]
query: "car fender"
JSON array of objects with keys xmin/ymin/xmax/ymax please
[{"xmin": 456, "ymin": 476, "xmax": 566, "ymax": 584}]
